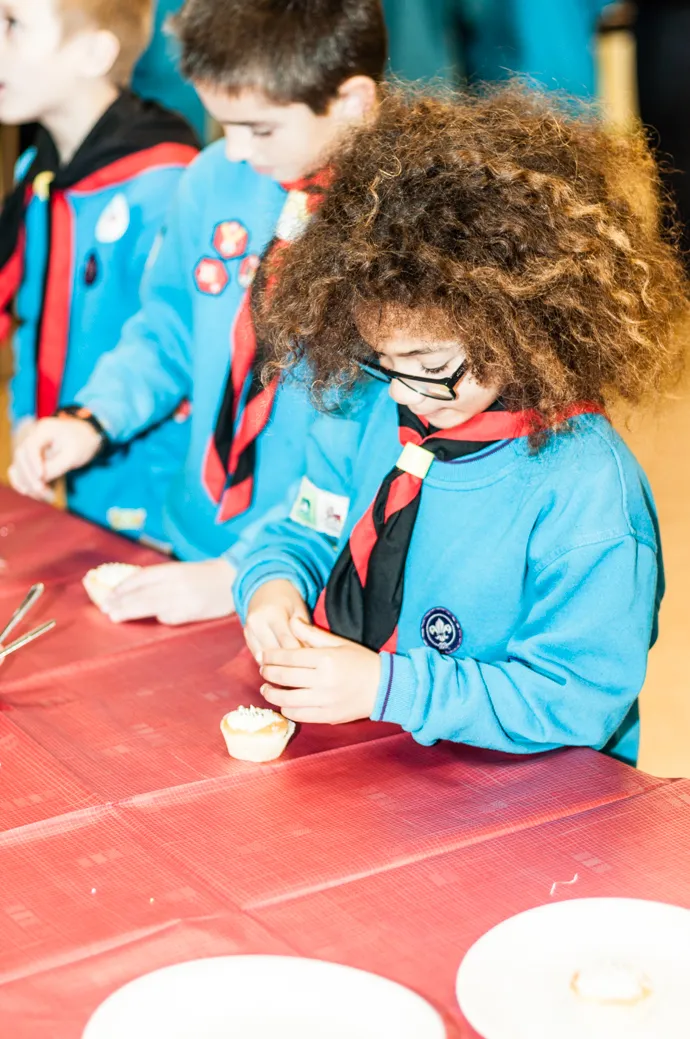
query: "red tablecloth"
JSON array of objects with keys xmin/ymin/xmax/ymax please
[
  {"xmin": 0, "ymin": 488, "xmax": 682, "ymax": 1038},
  {"xmin": 0, "ymin": 503, "xmax": 190, "ymax": 691}
]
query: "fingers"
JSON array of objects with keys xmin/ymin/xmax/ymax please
[
  {"xmin": 105, "ymin": 582, "xmax": 164, "ymax": 623},
  {"xmin": 260, "ymin": 663, "xmax": 319, "ymax": 689},
  {"xmin": 8, "ymin": 463, "xmax": 27, "ymax": 496},
  {"xmin": 261, "ymin": 647, "xmax": 327, "ymax": 669},
  {"xmin": 280, "ymin": 706, "xmax": 335, "ymax": 725},
  {"xmin": 242, "ymin": 581, "xmax": 311, "ymax": 662},
  {"xmin": 12, "ymin": 417, "xmax": 102, "ymax": 492},
  {"xmin": 104, "ymin": 562, "xmax": 236, "ymax": 627},
  {"xmin": 260, "ymin": 683, "xmax": 338, "ymax": 726},
  {"xmin": 244, "ymin": 628, "xmax": 265, "ymax": 664},
  {"xmin": 291, "ymin": 598, "xmax": 312, "ymax": 625},
  {"xmin": 259, "ymin": 647, "xmax": 339, "ymax": 701},
  {"xmin": 289, "ymin": 616, "xmax": 345, "ymax": 648},
  {"xmin": 10, "ymin": 417, "xmax": 101, "ymax": 501},
  {"xmin": 267, "ymin": 606, "xmax": 306, "ymax": 650},
  {"xmin": 152, "ymin": 610, "xmax": 188, "ymax": 627},
  {"xmin": 243, "ymin": 607, "xmax": 303, "ymax": 663},
  {"xmin": 114, "ymin": 565, "xmax": 170, "ymax": 595},
  {"xmin": 42, "ymin": 443, "xmax": 79, "ymax": 485},
  {"xmin": 260, "ymin": 682, "xmax": 319, "ymax": 711},
  {"xmin": 46, "ymin": 418, "xmax": 102, "ymax": 478},
  {"xmin": 99, "ymin": 566, "xmax": 171, "ymax": 623},
  {"xmin": 21, "ymin": 431, "xmax": 51, "ymax": 490},
  {"xmin": 276, "ymin": 622, "xmax": 306, "ymax": 650},
  {"xmin": 9, "ymin": 444, "xmax": 53, "ymax": 501}
]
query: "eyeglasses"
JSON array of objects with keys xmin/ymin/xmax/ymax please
[{"xmin": 358, "ymin": 358, "xmax": 469, "ymax": 401}]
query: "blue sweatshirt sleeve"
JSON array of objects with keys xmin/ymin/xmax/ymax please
[
  {"xmin": 234, "ymin": 505, "xmax": 339, "ymax": 619},
  {"xmin": 233, "ymin": 402, "xmax": 371, "ymax": 619},
  {"xmin": 74, "ymin": 170, "xmax": 198, "ymax": 441},
  {"xmin": 375, "ymin": 534, "xmax": 658, "ymax": 754},
  {"xmin": 221, "ymin": 476, "xmax": 302, "ymax": 574}
]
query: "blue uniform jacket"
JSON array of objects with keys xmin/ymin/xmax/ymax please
[
  {"xmin": 236, "ymin": 390, "xmax": 663, "ymax": 765},
  {"xmin": 74, "ymin": 142, "xmax": 322, "ymax": 568},
  {"xmin": 4, "ymin": 92, "xmax": 198, "ymax": 544}
]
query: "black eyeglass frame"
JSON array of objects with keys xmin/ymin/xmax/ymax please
[{"xmin": 358, "ymin": 358, "xmax": 470, "ymax": 401}]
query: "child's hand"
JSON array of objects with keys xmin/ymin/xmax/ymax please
[
  {"xmin": 243, "ymin": 579, "xmax": 311, "ymax": 663},
  {"xmin": 9, "ymin": 417, "xmax": 102, "ymax": 502},
  {"xmin": 259, "ymin": 616, "xmax": 381, "ymax": 725},
  {"xmin": 103, "ymin": 559, "xmax": 236, "ymax": 625}
]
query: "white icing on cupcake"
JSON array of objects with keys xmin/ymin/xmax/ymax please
[{"xmin": 223, "ymin": 705, "xmax": 285, "ymax": 733}]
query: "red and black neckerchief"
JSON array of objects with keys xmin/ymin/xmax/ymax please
[
  {"xmin": 313, "ymin": 400, "xmax": 603, "ymax": 653},
  {"xmin": 0, "ymin": 90, "xmax": 198, "ymax": 415},
  {"xmin": 202, "ymin": 171, "xmax": 330, "ymax": 524}
]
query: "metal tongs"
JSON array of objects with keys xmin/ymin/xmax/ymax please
[{"xmin": 0, "ymin": 584, "xmax": 56, "ymax": 662}]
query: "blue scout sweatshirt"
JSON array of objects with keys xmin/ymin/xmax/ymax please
[
  {"xmin": 235, "ymin": 388, "xmax": 662, "ymax": 764},
  {"xmin": 73, "ymin": 142, "xmax": 322, "ymax": 567},
  {"xmin": 4, "ymin": 92, "xmax": 198, "ymax": 544}
]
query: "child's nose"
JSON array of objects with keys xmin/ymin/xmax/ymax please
[
  {"xmin": 223, "ymin": 128, "xmax": 253, "ymax": 165},
  {"xmin": 388, "ymin": 378, "xmax": 422, "ymax": 407}
]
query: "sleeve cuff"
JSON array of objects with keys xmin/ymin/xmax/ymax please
[{"xmin": 371, "ymin": 652, "xmax": 417, "ymax": 727}]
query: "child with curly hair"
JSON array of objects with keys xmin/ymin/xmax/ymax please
[{"xmin": 235, "ymin": 86, "xmax": 688, "ymax": 763}]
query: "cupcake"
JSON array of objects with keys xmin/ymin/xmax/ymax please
[
  {"xmin": 221, "ymin": 705, "xmax": 296, "ymax": 762},
  {"xmin": 83, "ymin": 563, "xmax": 142, "ymax": 611}
]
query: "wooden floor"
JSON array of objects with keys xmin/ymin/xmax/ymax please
[{"xmin": 0, "ymin": 29, "xmax": 688, "ymax": 775}]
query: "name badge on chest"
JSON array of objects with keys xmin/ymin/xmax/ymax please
[{"xmin": 396, "ymin": 442, "xmax": 434, "ymax": 479}]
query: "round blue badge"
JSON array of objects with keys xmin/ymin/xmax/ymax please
[{"xmin": 421, "ymin": 607, "xmax": 463, "ymax": 654}]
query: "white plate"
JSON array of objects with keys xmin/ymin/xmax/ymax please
[
  {"xmin": 456, "ymin": 897, "xmax": 690, "ymax": 1039},
  {"xmin": 83, "ymin": 955, "xmax": 446, "ymax": 1039}
]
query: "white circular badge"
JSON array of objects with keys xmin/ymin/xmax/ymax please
[{"xmin": 95, "ymin": 193, "xmax": 130, "ymax": 244}]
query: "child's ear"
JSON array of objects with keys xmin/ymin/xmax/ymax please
[
  {"xmin": 74, "ymin": 29, "xmax": 121, "ymax": 81},
  {"xmin": 334, "ymin": 76, "xmax": 379, "ymax": 123}
]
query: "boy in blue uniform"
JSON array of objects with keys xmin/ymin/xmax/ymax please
[
  {"xmin": 237, "ymin": 88, "xmax": 688, "ymax": 763},
  {"xmin": 10, "ymin": 0, "xmax": 386, "ymax": 625},
  {"xmin": 0, "ymin": 0, "xmax": 198, "ymax": 544}
]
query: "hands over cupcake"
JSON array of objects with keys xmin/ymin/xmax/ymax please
[{"xmin": 258, "ymin": 616, "xmax": 381, "ymax": 726}]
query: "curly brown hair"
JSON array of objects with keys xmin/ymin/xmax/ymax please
[{"xmin": 259, "ymin": 84, "xmax": 689, "ymax": 426}]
